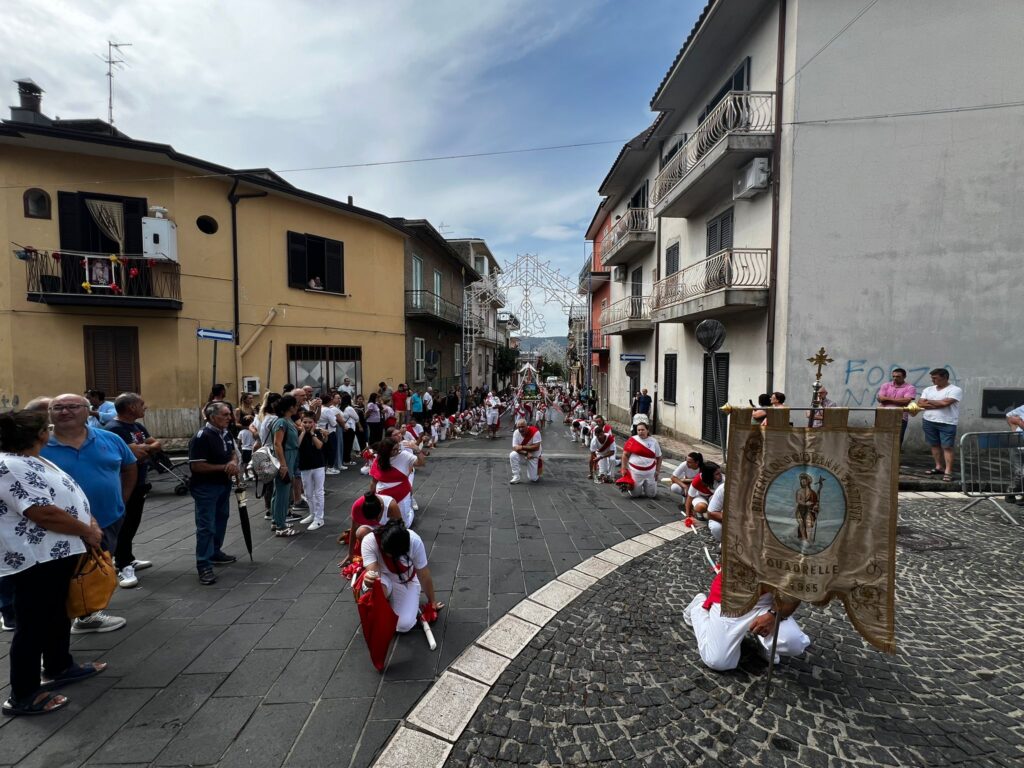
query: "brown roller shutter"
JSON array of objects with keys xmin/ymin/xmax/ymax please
[{"xmin": 84, "ymin": 326, "xmax": 140, "ymax": 395}]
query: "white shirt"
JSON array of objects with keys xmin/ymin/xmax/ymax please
[
  {"xmin": 672, "ymin": 462, "xmax": 700, "ymax": 481},
  {"xmin": 318, "ymin": 405, "xmax": 340, "ymax": 434},
  {"xmin": 626, "ymin": 435, "xmax": 660, "ymax": 470},
  {"xmin": 342, "ymin": 406, "xmax": 359, "ymax": 431},
  {"xmin": 423, "ymin": 392, "xmax": 433, "ymax": 410},
  {"xmin": 921, "ymin": 384, "xmax": 963, "ymax": 425},
  {"xmin": 1008, "ymin": 404, "xmax": 1024, "ymax": 433},
  {"xmin": 708, "ymin": 484, "xmax": 725, "ymax": 515},
  {"xmin": 0, "ymin": 454, "xmax": 91, "ymax": 576},
  {"xmin": 512, "ymin": 428, "xmax": 543, "ymax": 458},
  {"xmin": 340, "ymin": 384, "xmax": 355, "ymax": 397},
  {"xmin": 486, "ymin": 396, "xmax": 500, "ymax": 412},
  {"xmin": 361, "ymin": 527, "xmax": 428, "ymax": 582}
]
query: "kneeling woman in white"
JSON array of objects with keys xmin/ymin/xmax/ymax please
[
  {"xmin": 621, "ymin": 422, "xmax": 662, "ymax": 498},
  {"xmin": 686, "ymin": 572, "xmax": 811, "ymax": 671},
  {"xmin": 360, "ymin": 520, "xmax": 443, "ymax": 633},
  {"xmin": 687, "ymin": 464, "xmax": 722, "ymax": 519},
  {"xmin": 509, "ymin": 419, "xmax": 543, "ymax": 483}
]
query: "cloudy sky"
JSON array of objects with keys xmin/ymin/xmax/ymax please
[{"xmin": 2, "ymin": 0, "xmax": 704, "ymax": 334}]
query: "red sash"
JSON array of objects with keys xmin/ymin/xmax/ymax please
[
  {"xmin": 702, "ymin": 572, "xmax": 723, "ymax": 610},
  {"xmin": 691, "ymin": 475, "xmax": 714, "ymax": 497},
  {"xmin": 594, "ymin": 427, "xmax": 614, "ymax": 453},
  {"xmin": 624, "ymin": 436, "xmax": 657, "ymax": 471},
  {"xmin": 369, "ymin": 458, "xmax": 412, "ymax": 502},
  {"xmin": 518, "ymin": 425, "xmax": 539, "ymax": 443}
]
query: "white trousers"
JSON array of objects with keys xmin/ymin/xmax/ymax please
[
  {"xmin": 670, "ymin": 483, "xmax": 685, "ymax": 496},
  {"xmin": 687, "ymin": 592, "xmax": 810, "ymax": 672},
  {"xmin": 486, "ymin": 409, "xmax": 499, "ymax": 425},
  {"xmin": 628, "ymin": 466, "xmax": 658, "ymax": 498},
  {"xmin": 381, "ymin": 573, "xmax": 422, "ymax": 633},
  {"xmin": 708, "ymin": 520, "xmax": 722, "ymax": 542},
  {"xmin": 300, "ymin": 467, "xmax": 325, "ymax": 523},
  {"xmin": 510, "ymin": 451, "xmax": 539, "ymax": 481},
  {"xmin": 397, "ymin": 495, "xmax": 415, "ymax": 529},
  {"xmin": 596, "ymin": 453, "xmax": 615, "ymax": 476}
]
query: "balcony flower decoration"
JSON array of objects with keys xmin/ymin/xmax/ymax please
[
  {"xmin": 14, "ymin": 247, "xmax": 38, "ymax": 261},
  {"xmin": 108, "ymin": 282, "xmax": 123, "ymax": 295},
  {"xmin": 51, "ymin": 251, "xmax": 61, "ymax": 261},
  {"xmin": 109, "ymin": 254, "xmax": 120, "ymax": 265},
  {"xmin": 81, "ymin": 281, "xmax": 92, "ymax": 294},
  {"xmin": 128, "ymin": 267, "xmax": 140, "ymax": 279}
]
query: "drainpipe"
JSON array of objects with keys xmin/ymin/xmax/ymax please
[
  {"xmin": 227, "ymin": 178, "xmax": 268, "ymax": 392},
  {"xmin": 653, "ymin": 209, "xmax": 661, "ymax": 435},
  {"xmin": 766, "ymin": 0, "xmax": 786, "ymax": 394}
]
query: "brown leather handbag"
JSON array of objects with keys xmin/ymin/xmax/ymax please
[{"xmin": 66, "ymin": 549, "xmax": 117, "ymax": 618}]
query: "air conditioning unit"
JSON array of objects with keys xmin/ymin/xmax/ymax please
[
  {"xmin": 612, "ymin": 266, "xmax": 628, "ymax": 282},
  {"xmin": 142, "ymin": 216, "xmax": 179, "ymax": 262},
  {"xmin": 733, "ymin": 157, "xmax": 770, "ymax": 200}
]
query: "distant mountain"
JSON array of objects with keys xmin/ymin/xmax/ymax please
[{"xmin": 514, "ymin": 336, "xmax": 566, "ymax": 353}]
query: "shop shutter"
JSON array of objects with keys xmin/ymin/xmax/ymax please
[
  {"xmin": 325, "ymin": 239, "xmax": 344, "ymax": 294},
  {"xmin": 287, "ymin": 231, "xmax": 307, "ymax": 288}
]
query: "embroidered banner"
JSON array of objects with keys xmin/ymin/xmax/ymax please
[{"xmin": 721, "ymin": 407, "xmax": 900, "ymax": 653}]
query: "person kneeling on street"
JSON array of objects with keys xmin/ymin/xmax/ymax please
[
  {"xmin": 509, "ymin": 418, "xmax": 542, "ymax": 484},
  {"xmin": 359, "ymin": 519, "xmax": 443, "ymax": 633},
  {"xmin": 686, "ymin": 570, "xmax": 811, "ymax": 671}
]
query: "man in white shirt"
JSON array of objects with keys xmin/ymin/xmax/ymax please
[
  {"xmin": 339, "ymin": 378, "xmax": 355, "ymax": 397},
  {"xmin": 318, "ymin": 395, "xmax": 343, "ymax": 474},
  {"xmin": 1006, "ymin": 403, "xmax": 1024, "ymax": 504},
  {"xmin": 510, "ymin": 418, "xmax": 542, "ymax": 484},
  {"xmin": 485, "ymin": 391, "xmax": 501, "ymax": 440},
  {"xmin": 916, "ymin": 368, "xmax": 963, "ymax": 481},
  {"xmin": 423, "ymin": 387, "xmax": 434, "ymax": 416}
]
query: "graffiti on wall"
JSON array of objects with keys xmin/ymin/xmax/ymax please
[{"xmin": 838, "ymin": 360, "xmax": 960, "ymax": 407}]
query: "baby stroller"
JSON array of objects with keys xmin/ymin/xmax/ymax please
[{"xmin": 151, "ymin": 451, "xmax": 192, "ymax": 496}]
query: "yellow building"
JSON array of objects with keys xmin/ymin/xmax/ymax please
[{"xmin": 0, "ymin": 81, "xmax": 407, "ymax": 436}]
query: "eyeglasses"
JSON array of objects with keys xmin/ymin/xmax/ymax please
[{"xmin": 50, "ymin": 404, "xmax": 86, "ymax": 412}]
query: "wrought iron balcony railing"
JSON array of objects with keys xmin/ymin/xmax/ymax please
[
  {"xmin": 18, "ymin": 247, "xmax": 182, "ymax": 309},
  {"xmin": 405, "ymin": 289, "xmax": 463, "ymax": 325},
  {"xmin": 601, "ymin": 295, "xmax": 653, "ymax": 325},
  {"xmin": 652, "ymin": 92, "xmax": 774, "ymax": 206},
  {"xmin": 651, "ymin": 248, "xmax": 769, "ymax": 309},
  {"xmin": 600, "ymin": 208, "xmax": 654, "ymax": 263}
]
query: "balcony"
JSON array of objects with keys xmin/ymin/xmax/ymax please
[
  {"xmin": 650, "ymin": 248, "xmax": 769, "ymax": 323},
  {"xmin": 600, "ymin": 208, "xmax": 655, "ymax": 268},
  {"xmin": 19, "ymin": 247, "xmax": 182, "ymax": 310},
  {"xmin": 498, "ymin": 311, "xmax": 521, "ymax": 331},
  {"xmin": 601, "ymin": 295, "xmax": 654, "ymax": 335},
  {"xmin": 577, "ymin": 252, "xmax": 610, "ymax": 295},
  {"xmin": 405, "ymin": 289, "xmax": 463, "ymax": 327},
  {"xmin": 652, "ymin": 92, "xmax": 774, "ymax": 218}
]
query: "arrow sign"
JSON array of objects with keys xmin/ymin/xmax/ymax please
[{"xmin": 197, "ymin": 328, "xmax": 234, "ymax": 342}]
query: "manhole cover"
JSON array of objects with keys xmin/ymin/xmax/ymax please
[{"xmin": 896, "ymin": 525, "xmax": 962, "ymax": 551}]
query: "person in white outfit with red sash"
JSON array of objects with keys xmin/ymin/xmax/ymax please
[
  {"xmin": 509, "ymin": 418, "xmax": 542, "ymax": 483},
  {"xmin": 369, "ymin": 438, "xmax": 422, "ymax": 528},
  {"xmin": 618, "ymin": 419, "xmax": 662, "ymax": 498},
  {"xmin": 588, "ymin": 417, "xmax": 616, "ymax": 483}
]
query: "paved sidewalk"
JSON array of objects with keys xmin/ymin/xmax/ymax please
[
  {"xmin": 448, "ymin": 495, "xmax": 1024, "ymax": 766},
  {"xmin": 0, "ymin": 418, "xmax": 681, "ymax": 767}
]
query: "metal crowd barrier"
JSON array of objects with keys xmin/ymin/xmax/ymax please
[{"xmin": 958, "ymin": 431, "xmax": 1023, "ymax": 525}]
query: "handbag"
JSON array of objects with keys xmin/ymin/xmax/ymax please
[
  {"xmin": 250, "ymin": 444, "xmax": 281, "ymax": 482},
  {"xmin": 66, "ymin": 549, "xmax": 117, "ymax": 618}
]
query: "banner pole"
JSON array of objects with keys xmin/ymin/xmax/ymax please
[{"xmin": 761, "ymin": 596, "xmax": 783, "ymax": 705}]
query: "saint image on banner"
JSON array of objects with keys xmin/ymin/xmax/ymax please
[{"xmin": 720, "ymin": 406, "xmax": 902, "ymax": 653}]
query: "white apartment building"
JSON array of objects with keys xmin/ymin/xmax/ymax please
[{"xmin": 588, "ymin": 0, "xmax": 1023, "ymax": 448}]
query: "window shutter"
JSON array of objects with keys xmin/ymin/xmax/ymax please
[
  {"xmin": 720, "ymin": 208, "xmax": 734, "ymax": 250},
  {"xmin": 325, "ymin": 239, "xmax": 344, "ymax": 294},
  {"xmin": 700, "ymin": 353, "xmax": 729, "ymax": 445},
  {"xmin": 123, "ymin": 197, "xmax": 147, "ymax": 255},
  {"xmin": 706, "ymin": 218, "xmax": 720, "ymax": 256},
  {"xmin": 85, "ymin": 326, "xmax": 140, "ymax": 395},
  {"xmin": 664, "ymin": 354, "xmax": 677, "ymax": 403},
  {"xmin": 287, "ymin": 231, "xmax": 307, "ymax": 288},
  {"xmin": 665, "ymin": 243, "xmax": 680, "ymax": 275},
  {"xmin": 57, "ymin": 192, "xmax": 83, "ymax": 251}
]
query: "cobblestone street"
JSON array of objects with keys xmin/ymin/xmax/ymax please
[{"xmin": 449, "ymin": 496, "xmax": 1024, "ymax": 767}]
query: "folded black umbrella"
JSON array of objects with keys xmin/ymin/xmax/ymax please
[{"xmin": 233, "ymin": 479, "xmax": 254, "ymax": 561}]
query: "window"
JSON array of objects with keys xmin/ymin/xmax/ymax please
[
  {"xmin": 698, "ymin": 58, "xmax": 750, "ymax": 124},
  {"xmin": 663, "ymin": 354, "xmax": 678, "ymax": 404},
  {"xmin": 287, "ymin": 231, "xmax": 344, "ymax": 294},
  {"xmin": 411, "ymin": 256, "xmax": 423, "ymax": 307},
  {"xmin": 706, "ymin": 208, "xmax": 734, "ymax": 255},
  {"xmin": 196, "ymin": 215, "xmax": 218, "ymax": 235},
  {"xmin": 665, "ymin": 242, "xmax": 680, "ymax": 275},
  {"xmin": 628, "ymin": 181, "xmax": 649, "ymax": 210},
  {"xmin": 433, "ymin": 270, "xmax": 442, "ymax": 314},
  {"xmin": 414, "ymin": 338, "xmax": 426, "ymax": 382},
  {"xmin": 287, "ymin": 345, "xmax": 361, "ymax": 393},
  {"xmin": 84, "ymin": 326, "xmax": 140, "ymax": 395},
  {"xmin": 454, "ymin": 343, "xmax": 462, "ymax": 375},
  {"xmin": 662, "ymin": 134, "xmax": 686, "ymax": 168},
  {"xmin": 24, "ymin": 188, "xmax": 51, "ymax": 219},
  {"xmin": 58, "ymin": 192, "xmax": 146, "ymax": 253},
  {"xmin": 474, "ymin": 255, "xmax": 486, "ymax": 275}
]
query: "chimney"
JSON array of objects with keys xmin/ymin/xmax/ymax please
[
  {"xmin": 347, "ymin": 195, "xmax": 353, "ymax": 206},
  {"xmin": 10, "ymin": 79, "xmax": 51, "ymax": 125},
  {"xmin": 16, "ymin": 79, "xmax": 42, "ymax": 112}
]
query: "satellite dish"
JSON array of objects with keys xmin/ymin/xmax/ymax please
[{"xmin": 695, "ymin": 319, "xmax": 726, "ymax": 353}]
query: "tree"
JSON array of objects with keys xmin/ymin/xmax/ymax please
[
  {"xmin": 494, "ymin": 345, "xmax": 520, "ymax": 381},
  {"xmin": 540, "ymin": 360, "xmax": 565, "ymax": 381}
]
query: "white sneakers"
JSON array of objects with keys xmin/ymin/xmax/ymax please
[
  {"xmin": 325, "ymin": 468, "xmax": 341, "ymax": 475},
  {"xmin": 117, "ymin": 565, "xmax": 138, "ymax": 589},
  {"xmin": 300, "ymin": 514, "xmax": 315, "ymax": 525},
  {"xmin": 509, "ymin": 477, "xmax": 521, "ymax": 484},
  {"xmin": 307, "ymin": 520, "xmax": 324, "ymax": 531},
  {"xmin": 71, "ymin": 611, "xmax": 126, "ymax": 634}
]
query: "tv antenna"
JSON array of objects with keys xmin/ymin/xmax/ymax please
[{"xmin": 97, "ymin": 40, "xmax": 131, "ymax": 128}]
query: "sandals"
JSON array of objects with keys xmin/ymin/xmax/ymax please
[
  {"xmin": 41, "ymin": 662, "xmax": 107, "ymax": 690},
  {"xmin": 274, "ymin": 527, "xmax": 299, "ymax": 537},
  {"xmin": 2, "ymin": 691, "xmax": 69, "ymax": 717},
  {"xmin": 924, "ymin": 468, "xmax": 944, "ymax": 475},
  {"xmin": 942, "ymin": 474, "xmax": 954, "ymax": 482}
]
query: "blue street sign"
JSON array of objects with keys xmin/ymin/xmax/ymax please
[
  {"xmin": 196, "ymin": 328, "xmax": 234, "ymax": 342},
  {"xmin": 619, "ymin": 353, "xmax": 646, "ymax": 362}
]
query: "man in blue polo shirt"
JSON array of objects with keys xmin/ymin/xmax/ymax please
[{"xmin": 43, "ymin": 393, "xmax": 137, "ymax": 634}]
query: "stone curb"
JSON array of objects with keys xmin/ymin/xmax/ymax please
[{"xmin": 371, "ymin": 522, "xmax": 697, "ymax": 768}]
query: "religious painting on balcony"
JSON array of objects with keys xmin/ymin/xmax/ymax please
[{"xmin": 89, "ymin": 258, "xmax": 113, "ymax": 287}]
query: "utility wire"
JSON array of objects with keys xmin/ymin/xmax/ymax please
[
  {"xmin": 782, "ymin": 0, "xmax": 882, "ymax": 87},
  {"xmin": 785, "ymin": 99, "xmax": 1024, "ymax": 126}
]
